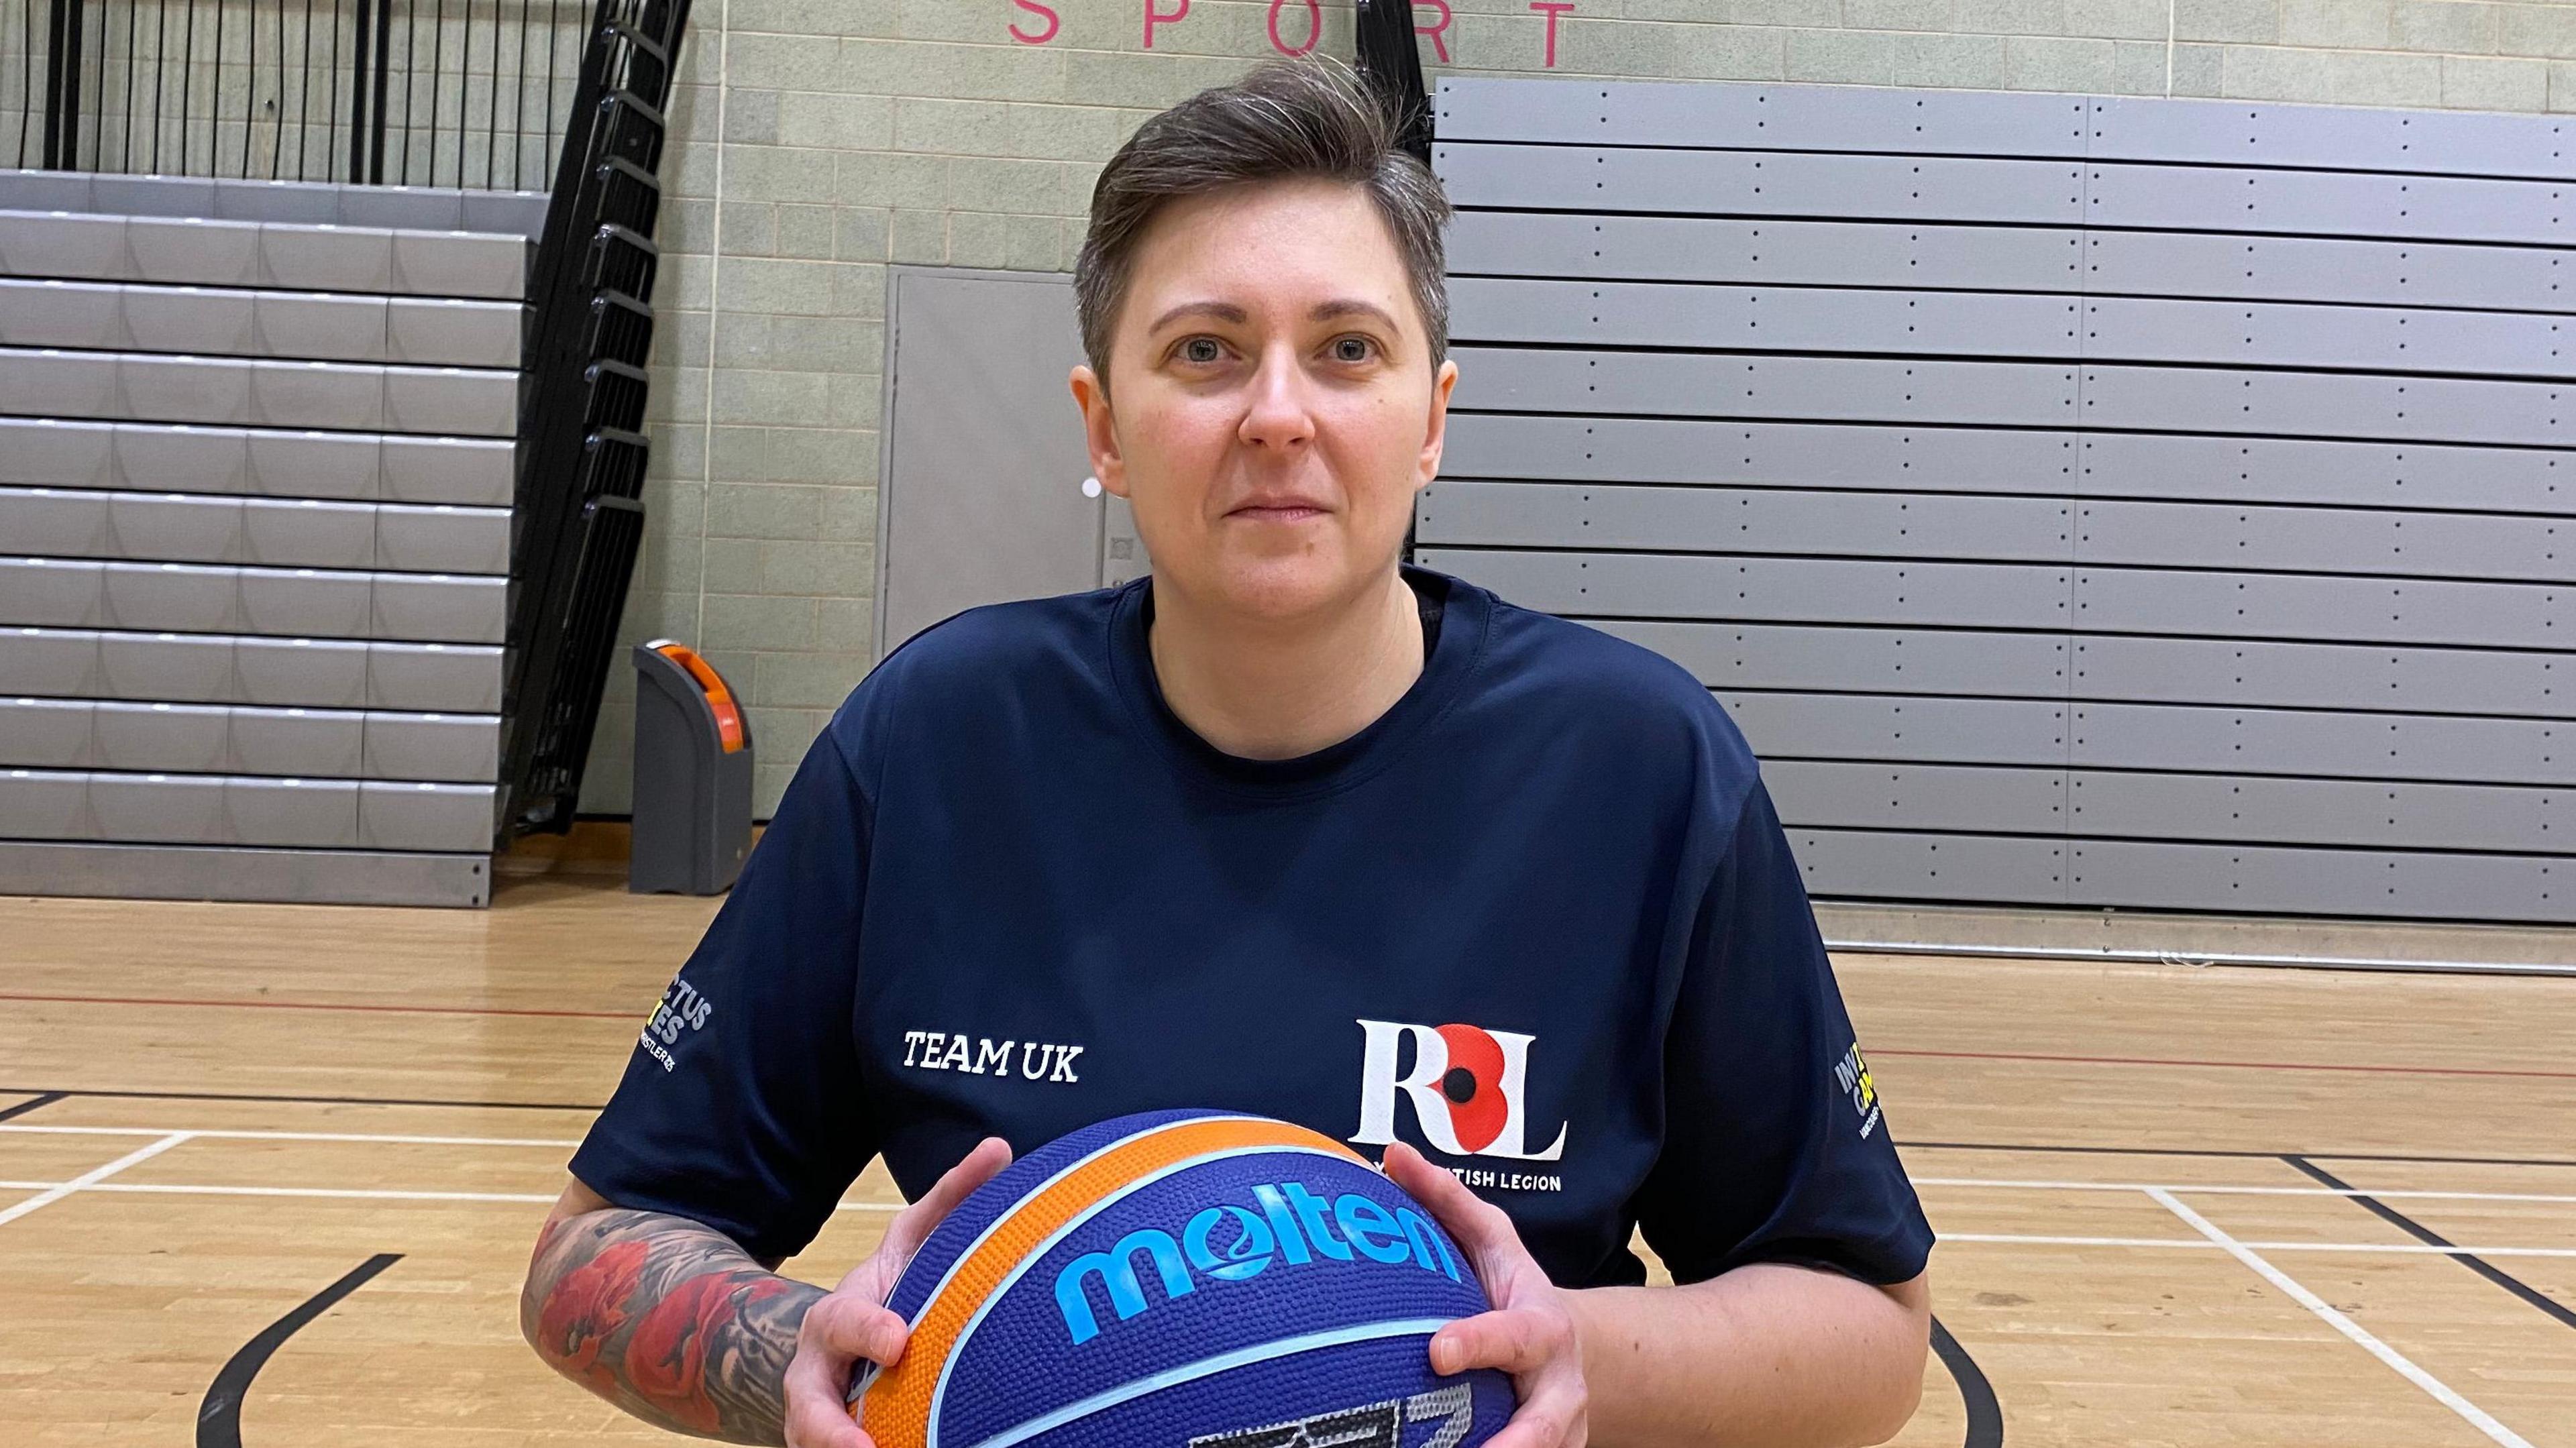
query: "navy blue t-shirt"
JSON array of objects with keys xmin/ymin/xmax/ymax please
[{"xmin": 570, "ymin": 568, "xmax": 1933, "ymax": 1290}]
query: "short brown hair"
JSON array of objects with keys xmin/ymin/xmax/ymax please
[{"xmin": 1073, "ymin": 56, "xmax": 1452, "ymax": 391}]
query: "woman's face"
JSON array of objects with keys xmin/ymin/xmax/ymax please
[{"xmin": 1073, "ymin": 178, "xmax": 1458, "ymax": 622}]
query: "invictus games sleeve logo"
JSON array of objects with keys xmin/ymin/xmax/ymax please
[
  {"xmin": 1187, "ymin": 1383, "xmax": 1474, "ymax": 1448},
  {"xmin": 638, "ymin": 975, "xmax": 713, "ymax": 1073},
  {"xmin": 1835, "ymin": 1041, "xmax": 1882, "ymax": 1139}
]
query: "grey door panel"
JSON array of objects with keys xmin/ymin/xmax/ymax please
[{"xmin": 1417, "ymin": 482, "xmax": 2074, "ymax": 562}]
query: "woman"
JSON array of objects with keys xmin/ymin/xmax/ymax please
[{"xmin": 524, "ymin": 57, "xmax": 1933, "ymax": 1448}]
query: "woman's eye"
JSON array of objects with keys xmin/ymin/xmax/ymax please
[
  {"xmin": 1332, "ymin": 336, "xmax": 1375, "ymax": 363},
  {"xmin": 1180, "ymin": 337, "xmax": 1224, "ymax": 364}
]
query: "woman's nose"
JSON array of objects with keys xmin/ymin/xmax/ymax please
[{"xmin": 1238, "ymin": 345, "xmax": 1318, "ymax": 451}]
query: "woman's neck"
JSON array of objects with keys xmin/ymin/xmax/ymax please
[{"xmin": 1147, "ymin": 569, "xmax": 1426, "ymax": 761}]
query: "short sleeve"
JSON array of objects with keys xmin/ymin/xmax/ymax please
[
  {"xmin": 566, "ymin": 726, "xmax": 881, "ymax": 1263},
  {"xmin": 1630, "ymin": 775, "xmax": 1934, "ymax": 1287}
]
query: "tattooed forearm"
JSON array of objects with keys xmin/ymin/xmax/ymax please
[{"xmin": 521, "ymin": 1207, "xmax": 826, "ymax": 1444}]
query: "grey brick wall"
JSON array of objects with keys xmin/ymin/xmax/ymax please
[{"xmin": 584, "ymin": 0, "xmax": 2576, "ymax": 816}]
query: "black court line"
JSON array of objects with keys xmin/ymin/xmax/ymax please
[
  {"xmin": 0, "ymin": 1084, "xmax": 601, "ymax": 1112},
  {"xmin": 197, "ymin": 1253, "xmax": 402, "ymax": 1448},
  {"xmin": 2282, "ymin": 1155, "xmax": 2576, "ymax": 1334},
  {"xmin": 0, "ymin": 1092, "xmax": 66, "ymax": 1123},
  {"xmin": 1929, "ymin": 1316, "xmax": 2004, "ymax": 1448}
]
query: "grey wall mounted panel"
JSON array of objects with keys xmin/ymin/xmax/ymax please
[
  {"xmin": 116, "ymin": 424, "xmax": 254, "ymax": 493},
  {"xmin": 2071, "ymin": 634, "xmax": 2572, "ymax": 718},
  {"xmin": 386, "ymin": 298, "xmax": 521, "ymax": 368},
  {"xmin": 0, "ymin": 487, "xmax": 113, "ymax": 554},
  {"xmin": 333, "ymin": 186, "xmax": 463, "ymax": 231},
  {"xmin": 0, "ymin": 558, "xmax": 107, "ymax": 626},
  {"xmin": 358, "ymin": 779, "xmax": 493, "ymax": 850},
  {"xmin": 0, "ymin": 626, "xmax": 101, "ymax": 694},
  {"xmin": 367, "ymin": 642, "xmax": 503, "ymax": 712},
  {"xmin": 388, "ymin": 229, "xmax": 529, "ymax": 300},
  {"xmin": 2065, "ymin": 769, "xmax": 2571, "ymax": 853},
  {"xmin": 1417, "ymin": 482, "xmax": 2075, "ymax": 562},
  {"xmin": 1766, "ymin": 759, "xmax": 2069, "ymax": 834},
  {"xmin": 0, "ymin": 418, "xmax": 118, "ymax": 486},
  {"xmin": 97, "ymin": 630, "xmax": 233, "ymax": 700},
  {"xmin": 1435, "ymin": 76, "xmax": 2090, "ymax": 156},
  {"xmin": 2081, "ymin": 295, "xmax": 2571, "ymax": 377},
  {"xmin": 254, "ymin": 291, "xmax": 391, "ymax": 361},
  {"xmin": 212, "ymin": 178, "xmax": 341, "ymax": 225},
  {"xmin": 116, "ymin": 352, "xmax": 252, "ymax": 424},
  {"xmin": 0, "ymin": 839, "xmax": 488, "ymax": 906},
  {"xmin": 1719, "ymin": 691, "xmax": 2072, "ymax": 765},
  {"xmin": 0, "ymin": 280, "xmax": 125, "ymax": 349},
  {"xmin": 244, "ymin": 429, "xmax": 384, "ymax": 499},
  {"xmin": 248, "ymin": 359, "xmax": 384, "ymax": 429},
  {"xmin": 2080, "ymin": 364, "xmax": 2568, "ymax": 445},
  {"xmin": 235, "ymin": 636, "xmax": 370, "ymax": 706},
  {"xmin": 2077, "ymin": 432, "xmax": 2571, "ymax": 513},
  {"xmin": 362, "ymin": 712, "xmax": 500, "ymax": 781},
  {"xmin": 89, "ymin": 770, "xmax": 228, "ymax": 842},
  {"xmin": 2085, "ymin": 162, "xmax": 2570, "ymax": 243},
  {"xmin": 99, "ymin": 561, "xmax": 236, "ymax": 630},
  {"xmin": 1449, "ymin": 279, "xmax": 2084, "ymax": 357},
  {"xmin": 229, "ymin": 706, "xmax": 366, "ymax": 776},
  {"xmin": 2075, "ymin": 499, "xmax": 2569, "ymax": 583},
  {"xmin": 2072, "ymin": 567, "xmax": 2565, "ymax": 649},
  {"xmin": 0, "ymin": 769, "xmax": 90, "ymax": 838},
  {"xmin": 2082, "ymin": 231, "xmax": 2573, "ymax": 313},
  {"xmin": 122, "ymin": 286, "xmax": 257, "ymax": 354},
  {"xmin": 458, "ymin": 190, "xmax": 548, "ymax": 237},
  {"xmin": 123, "ymin": 216, "xmax": 260, "ymax": 286},
  {"xmin": 1593, "ymin": 620, "xmax": 2070, "ymax": 697},
  {"xmin": 106, "ymin": 491, "xmax": 245, "ymax": 561},
  {"xmin": 1419, "ymin": 547, "xmax": 2072, "ymax": 628},
  {"xmin": 371, "ymin": 573, "xmax": 507, "ymax": 643},
  {"xmin": 374, "ymin": 504, "xmax": 511, "ymax": 575},
  {"xmin": 380, "ymin": 366, "xmax": 517, "ymax": 436},
  {"xmin": 0, "ymin": 347, "xmax": 120, "ymax": 416},
  {"xmin": 91, "ymin": 700, "xmax": 229, "ymax": 771},
  {"xmin": 0, "ymin": 210, "xmax": 123, "ymax": 278},
  {"xmin": 1438, "ymin": 414, "xmax": 2081, "ymax": 493},
  {"xmin": 2066, "ymin": 838, "xmax": 2563, "ymax": 923},
  {"xmin": 240, "ymin": 498, "xmax": 379, "ymax": 568},
  {"xmin": 1448, "ymin": 213, "xmax": 2088, "ymax": 293},
  {"xmin": 1452, "ymin": 347, "xmax": 2080, "ymax": 425},
  {"xmin": 258, "ymin": 223, "xmax": 395, "ymax": 293},
  {"xmin": 1435, "ymin": 144, "xmax": 2087, "ymax": 225},
  {"xmin": 2084, "ymin": 95, "xmax": 2575, "ymax": 180},
  {"xmin": 0, "ymin": 169, "xmax": 97, "ymax": 207},
  {"xmin": 235, "ymin": 566, "xmax": 374, "ymax": 636},
  {"xmin": 1786, "ymin": 826, "xmax": 2072, "ymax": 904},
  {"xmin": 225, "ymin": 776, "xmax": 362, "ymax": 847},
  {"xmin": 0, "ymin": 698, "xmax": 93, "ymax": 766},
  {"xmin": 379, "ymin": 437, "xmax": 513, "ymax": 506},
  {"xmin": 2068, "ymin": 700, "xmax": 2575, "ymax": 783}
]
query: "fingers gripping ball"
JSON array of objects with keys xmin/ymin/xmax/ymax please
[{"xmin": 852, "ymin": 1109, "xmax": 1513, "ymax": 1448}]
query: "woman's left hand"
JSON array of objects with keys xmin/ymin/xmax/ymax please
[{"xmin": 1381, "ymin": 1141, "xmax": 1590, "ymax": 1448}]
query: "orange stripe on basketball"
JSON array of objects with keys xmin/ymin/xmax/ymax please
[{"xmin": 857, "ymin": 1116, "xmax": 1364, "ymax": 1448}]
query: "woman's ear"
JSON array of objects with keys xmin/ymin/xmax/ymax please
[
  {"xmin": 1070, "ymin": 364, "xmax": 1130, "ymax": 499},
  {"xmin": 1413, "ymin": 357, "xmax": 1459, "ymax": 494}
]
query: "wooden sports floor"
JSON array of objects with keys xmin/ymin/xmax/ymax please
[{"xmin": 3, "ymin": 875, "xmax": 2572, "ymax": 1447}]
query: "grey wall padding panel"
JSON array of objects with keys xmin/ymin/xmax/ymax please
[
  {"xmin": 0, "ymin": 176, "xmax": 524, "ymax": 905},
  {"xmin": 1429, "ymin": 78, "xmax": 2576, "ymax": 924}
]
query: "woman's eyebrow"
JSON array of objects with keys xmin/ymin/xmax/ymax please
[{"xmin": 1144, "ymin": 299, "xmax": 1401, "ymax": 333}]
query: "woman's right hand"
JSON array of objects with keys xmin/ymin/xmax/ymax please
[{"xmin": 782, "ymin": 1136, "xmax": 1015, "ymax": 1447}]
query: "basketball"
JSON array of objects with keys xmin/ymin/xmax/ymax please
[{"xmin": 851, "ymin": 1109, "xmax": 1514, "ymax": 1448}]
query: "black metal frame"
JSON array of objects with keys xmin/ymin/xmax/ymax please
[{"xmin": 494, "ymin": 0, "xmax": 687, "ymax": 837}]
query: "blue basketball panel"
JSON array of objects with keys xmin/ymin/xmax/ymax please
[{"xmin": 1013, "ymin": 1336, "xmax": 1513, "ymax": 1448}]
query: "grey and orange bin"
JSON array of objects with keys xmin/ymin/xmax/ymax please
[{"xmin": 630, "ymin": 640, "xmax": 756, "ymax": 895}]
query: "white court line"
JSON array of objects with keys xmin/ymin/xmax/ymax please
[
  {"xmin": 1917, "ymin": 1176, "xmax": 2576, "ymax": 1205},
  {"xmin": 0, "ymin": 1178, "xmax": 903, "ymax": 1211},
  {"xmin": 2146, "ymin": 1186, "xmax": 2536, "ymax": 1448},
  {"xmin": 0, "ymin": 1132, "xmax": 193, "ymax": 1228},
  {"xmin": 0, "ymin": 1124, "xmax": 580, "ymax": 1148},
  {"xmin": 1937, "ymin": 1233, "xmax": 2576, "ymax": 1257}
]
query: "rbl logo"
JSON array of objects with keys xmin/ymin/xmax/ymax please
[{"xmin": 1350, "ymin": 1019, "xmax": 1568, "ymax": 1162}]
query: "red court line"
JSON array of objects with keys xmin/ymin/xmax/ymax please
[
  {"xmin": 1873, "ymin": 1046, "xmax": 2576, "ymax": 1082},
  {"xmin": 0, "ymin": 991, "xmax": 635, "ymax": 1021}
]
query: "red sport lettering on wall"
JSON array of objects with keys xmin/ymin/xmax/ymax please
[
  {"xmin": 1267, "ymin": 0, "xmax": 1322, "ymax": 56},
  {"xmin": 1007, "ymin": 0, "xmax": 1059, "ymax": 44},
  {"xmin": 1144, "ymin": 0, "xmax": 1188, "ymax": 48},
  {"xmin": 1414, "ymin": 0, "xmax": 1453, "ymax": 64},
  {"xmin": 1529, "ymin": 1, "xmax": 1573, "ymax": 68}
]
